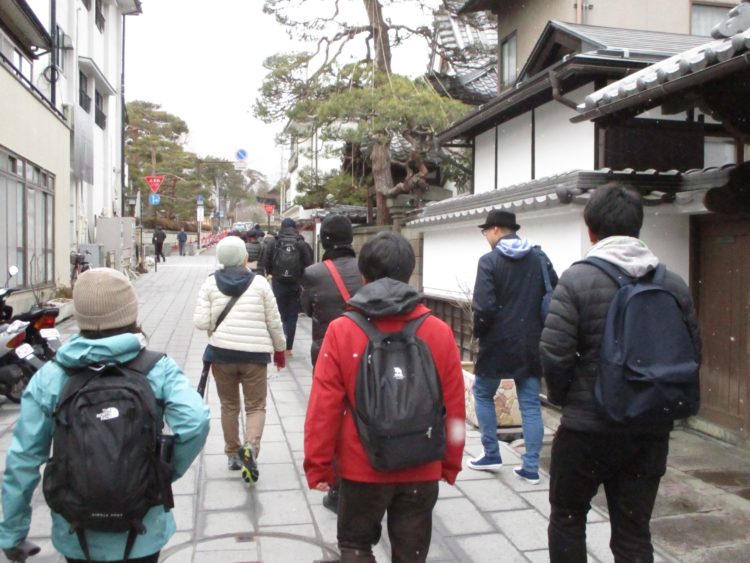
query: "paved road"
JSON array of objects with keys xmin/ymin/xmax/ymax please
[{"xmin": 3, "ymin": 252, "xmax": 741, "ymax": 562}]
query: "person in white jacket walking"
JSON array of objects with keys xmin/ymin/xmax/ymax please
[{"xmin": 194, "ymin": 236, "xmax": 287, "ymax": 483}]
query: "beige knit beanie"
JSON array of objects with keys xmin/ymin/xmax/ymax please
[{"xmin": 73, "ymin": 268, "xmax": 139, "ymax": 331}]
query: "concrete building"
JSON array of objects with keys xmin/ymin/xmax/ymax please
[{"xmin": 0, "ymin": 0, "xmax": 140, "ymax": 300}]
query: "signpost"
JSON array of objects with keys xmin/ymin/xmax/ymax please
[
  {"xmin": 148, "ymin": 193, "xmax": 160, "ymax": 205},
  {"xmin": 145, "ymin": 175, "xmax": 164, "ymax": 193},
  {"xmin": 264, "ymin": 202, "xmax": 275, "ymax": 232}
]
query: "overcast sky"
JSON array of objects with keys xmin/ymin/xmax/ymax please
[{"xmin": 125, "ymin": 0, "xmax": 438, "ymax": 185}]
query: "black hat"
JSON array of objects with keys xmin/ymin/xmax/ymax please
[
  {"xmin": 477, "ymin": 209, "xmax": 520, "ymax": 231},
  {"xmin": 321, "ymin": 214, "xmax": 353, "ymax": 248}
]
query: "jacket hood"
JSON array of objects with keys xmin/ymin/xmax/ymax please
[
  {"xmin": 348, "ymin": 278, "xmax": 422, "ymax": 318},
  {"xmin": 278, "ymin": 227, "xmax": 300, "ymax": 239},
  {"xmin": 55, "ymin": 333, "xmax": 146, "ymax": 369},
  {"xmin": 586, "ymin": 236, "xmax": 659, "ymax": 277},
  {"xmin": 214, "ymin": 266, "xmax": 254, "ymax": 296},
  {"xmin": 494, "ymin": 235, "xmax": 532, "ymax": 260}
]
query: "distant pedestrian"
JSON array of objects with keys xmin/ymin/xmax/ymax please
[
  {"xmin": 304, "ymin": 232, "xmax": 465, "ymax": 563},
  {"xmin": 0, "ymin": 268, "xmax": 209, "ymax": 562},
  {"xmin": 540, "ymin": 183, "xmax": 701, "ymax": 562},
  {"xmin": 177, "ymin": 228, "xmax": 188, "ymax": 256},
  {"xmin": 152, "ymin": 226, "xmax": 167, "ymax": 262},
  {"xmin": 262, "ymin": 218, "xmax": 313, "ymax": 356},
  {"xmin": 301, "ymin": 214, "xmax": 363, "ymax": 514},
  {"xmin": 256, "ymin": 231, "xmax": 275, "ymax": 277},
  {"xmin": 194, "ymin": 236, "xmax": 287, "ymax": 484},
  {"xmin": 468, "ymin": 209, "xmax": 557, "ymax": 485},
  {"xmin": 245, "ymin": 231, "xmax": 262, "ymax": 272}
]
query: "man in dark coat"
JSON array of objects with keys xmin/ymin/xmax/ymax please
[
  {"xmin": 540, "ymin": 183, "xmax": 701, "ymax": 562},
  {"xmin": 152, "ymin": 226, "xmax": 167, "ymax": 262},
  {"xmin": 302, "ymin": 214, "xmax": 363, "ymax": 368},
  {"xmin": 468, "ymin": 210, "xmax": 557, "ymax": 485},
  {"xmin": 301, "ymin": 214, "xmax": 363, "ymax": 514},
  {"xmin": 262, "ymin": 218, "xmax": 313, "ymax": 355},
  {"xmin": 177, "ymin": 228, "xmax": 188, "ymax": 256}
]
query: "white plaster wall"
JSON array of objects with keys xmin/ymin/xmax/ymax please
[
  {"xmin": 474, "ymin": 128, "xmax": 496, "ymax": 193},
  {"xmin": 534, "ymin": 85, "xmax": 595, "ymax": 178},
  {"xmin": 421, "ymin": 204, "xmax": 695, "ymax": 301},
  {"xmin": 0, "ymin": 70, "xmax": 72, "ymax": 286},
  {"xmin": 640, "ymin": 209, "xmax": 691, "ymax": 283},
  {"xmin": 422, "ymin": 207, "xmax": 588, "ymax": 301},
  {"xmin": 497, "ymin": 112, "xmax": 532, "ymax": 188}
]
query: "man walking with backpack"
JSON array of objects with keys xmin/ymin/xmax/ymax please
[
  {"xmin": 468, "ymin": 209, "xmax": 557, "ymax": 486},
  {"xmin": 0, "ymin": 268, "xmax": 210, "ymax": 562},
  {"xmin": 301, "ymin": 214, "xmax": 363, "ymax": 514},
  {"xmin": 304, "ymin": 232, "xmax": 465, "ymax": 563},
  {"xmin": 152, "ymin": 226, "xmax": 167, "ymax": 263},
  {"xmin": 262, "ymin": 218, "xmax": 313, "ymax": 356},
  {"xmin": 540, "ymin": 183, "xmax": 701, "ymax": 562}
]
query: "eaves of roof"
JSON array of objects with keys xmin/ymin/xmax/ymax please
[
  {"xmin": 407, "ymin": 166, "xmax": 722, "ymax": 228},
  {"xmin": 574, "ymin": 28, "xmax": 750, "ymax": 122},
  {"xmin": 0, "ymin": 0, "xmax": 51, "ymax": 58},
  {"xmin": 457, "ymin": 0, "xmax": 497, "ymax": 16},
  {"xmin": 437, "ymin": 54, "xmax": 651, "ymax": 142}
]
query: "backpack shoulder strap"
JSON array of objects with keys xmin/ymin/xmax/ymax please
[
  {"xmin": 123, "ymin": 349, "xmax": 166, "ymax": 376},
  {"xmin": 323, "ymin": 259, "xmax": 351, "ymax": 302},
  {"xmin": 580, "ymin": 257, "xmax": 633, "ymax": 287},
  {"xmin": 651, "ymin": 263, "xmax": 667, "ymax": 286},
  {"xmin": 535, "ymin": 246, "xmax": 552, "ymax": 292},
  {"xmin": 402, "ymin": 313, "xmax": 431, "ymax": 338},
  {"xmin": 343, "ymin": 311, "xmax": 383, "ymax": 342}
]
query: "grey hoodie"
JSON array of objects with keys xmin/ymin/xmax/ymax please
[{"xmin": 586, "ymin": 236, "xmax": 659, "ymax": 277}]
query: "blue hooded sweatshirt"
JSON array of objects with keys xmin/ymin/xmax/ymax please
[{"xmin": 0, "ymin": 333, "xmax": 209, "ymax": 560}]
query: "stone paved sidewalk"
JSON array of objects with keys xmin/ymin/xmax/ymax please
[{"xmin": 0, "ymin": 253, "xmax": 685, "ymax": 562}]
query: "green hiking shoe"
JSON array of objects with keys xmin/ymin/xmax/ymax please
[{"xmin": 240, "ymin": 443, "xmax": 259, "ymax": 485}]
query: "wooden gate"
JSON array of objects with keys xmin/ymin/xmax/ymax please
[{"xmin": 693, "ymin": 216, "xmax": 750, "ymax": 436}]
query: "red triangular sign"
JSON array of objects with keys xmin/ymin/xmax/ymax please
[{"xmin": 145, "ymin": 175, "xmax": 165, "ymax": 193}]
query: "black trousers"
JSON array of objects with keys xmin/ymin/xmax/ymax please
[
  {"xmin": 154, "ymin": 242, "xmax": 165, "ymax": 262},
  {"xmin": 67, "ymin": 553, "xmax": 159, "ymax": 563},
  {"xmin": 337, "ymin": 479, "xmax": 439, "ymax": 563},
  {"xmin": 272, "ymin": 281, "xmax": 301, "ymax": 350},
  {"xmin": 548, "ymin": 427, "xmax": 669, "ymax": 563}
]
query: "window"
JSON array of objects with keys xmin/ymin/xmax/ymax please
[
  {"xmin": 705, "ymin": 136, "xmax": 736, "ymax": 166},
  {"xmin": 691, "ymin": 3, "xmax": 731, "ymax": 36},
  {"xmin": 501, "ymin": 33, "xmax": 517, "ymax": 88},
  {"xmin": 95, "ymin": 0, "xmax": 105, "ymax": 32},
  {"xmin": 79, "ymin": 72, "xmax": 91, "ymax": 112},
  {"xmin": 0, "ymin": 146, "xmax": 55, "ymax": 287},
  {"xmin": 95, "ymin": 90, "xmax": 107, "ymax": 129}
]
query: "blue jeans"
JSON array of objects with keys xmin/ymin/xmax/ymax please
[
  {"xmin": 515, "ymin": 376, "xmax": 543, "ymax": 474},
  {"xmin": 472, "ymin": 376, "xmax": 503, "ymax": 460},
  {"xmin": 473, "ymin": 376, "xmax": 543, "ymax": 471}
]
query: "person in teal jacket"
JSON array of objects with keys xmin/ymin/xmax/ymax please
[{"xmin": 0, "ymin": 268, "xmax": 210, "ymax": 562}]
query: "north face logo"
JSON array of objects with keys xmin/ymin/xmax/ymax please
[
  {"xmin": 96, "ymin": 407, "xmax": 120, "ymax": 422},
  {"xmin": 393, "ymin": 367, "xmax": 405, "ymax": 380}
]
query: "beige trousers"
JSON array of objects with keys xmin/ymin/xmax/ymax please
[{"xmin": 211, "ymin": 362, "xmax": 267, "ymax": 455}]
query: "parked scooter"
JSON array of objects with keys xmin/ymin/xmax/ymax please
[
  {"xmin": 0, "ymin": 319, "xmax": 33, "ymax": 402},
  {"xmin": 0, "ymin": 266, "xmax": 60, "ymax": 360}
]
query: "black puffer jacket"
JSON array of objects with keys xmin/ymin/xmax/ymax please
[
  {"xmin": 540, "ymin": 239, "xmax": 701, "ymax": 434},
  {"xmin": 302, "ymin": 254, "xmax": 363, "ymax": 366}
]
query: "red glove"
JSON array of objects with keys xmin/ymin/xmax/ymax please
[{"xmin": 273, "ymin": 351, "xmax": 286, "ymax": 370}]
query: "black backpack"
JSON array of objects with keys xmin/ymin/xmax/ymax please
[
  {"xmin": 43, "ymin": 350, "xmax": 175, "ymax": 562},
  {"xmin": 584, "ymin": 257, "xmax": 700, "ymax": 424},
  {"xmin": 272, "ymin": 235, "xmax": 302, "ymax": 283},
  {"xmin": 246, "ymin": 240, "xmax": 261, "ymax": 262},
  {"xmin": 344, "ymin": 311, "xmax": 446, "ymax": 471}
]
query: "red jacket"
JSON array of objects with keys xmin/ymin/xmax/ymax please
[{"xmin": 304, "ymin": 303, "xmax": 466, "ymax": 487}]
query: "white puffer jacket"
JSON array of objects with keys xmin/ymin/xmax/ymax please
[{"xmin": 193, "ymin": 273, "xmax": 286, "ymax": 353}]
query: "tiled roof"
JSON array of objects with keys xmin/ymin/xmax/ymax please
[
  {"xmin": 556, "ymin": 21, "xmax": 711, "ymax": 57},
  {"xmin": 576, "ymin": 23, "xmax": 750, "ymax": 121},
  {"xmin": 428, "ymin": 64, "xmax": 498, "ymax": 105},
  {"xmin": 407, "ymin": 167, "xmax": 726, "ymax": 227}
]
